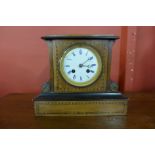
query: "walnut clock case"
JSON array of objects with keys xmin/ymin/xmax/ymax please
[{"xmin": 34, "ymin": 35, "xmax": 128, "ymax": 116}]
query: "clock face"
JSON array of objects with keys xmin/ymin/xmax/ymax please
[{"xmin": 60, "ymin": 45, "xmax": 102, "ymax": 87}]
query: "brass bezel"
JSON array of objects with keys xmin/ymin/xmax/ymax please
[{"xmin": 59, "ymin": 44, "xmax": 102, "ymax": 87}]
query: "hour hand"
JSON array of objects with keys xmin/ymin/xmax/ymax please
[
  {"xmin": 82, "ymin": 65, "xmax": 90, "ymax": 68},
  {"xmin": 82, "ymin": 64, "xmax": 96, "ymax": 68}
]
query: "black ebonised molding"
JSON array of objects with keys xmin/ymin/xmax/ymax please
[
  {"xmin": 41, "ymin": 35, "xmax": 120, "ymax": 41},
  {"xmin": 34, "ymin": 92, "xmax": 128, "ymax": 101}
]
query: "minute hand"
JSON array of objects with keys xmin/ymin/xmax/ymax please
[{"xmin": 81, "ymin": 57, "xmax": 93, "ymax": 65}]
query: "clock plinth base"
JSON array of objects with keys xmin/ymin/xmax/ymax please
[{"xmin": 34, "ymin": 93, "xmax": 128, "ymax": 116}]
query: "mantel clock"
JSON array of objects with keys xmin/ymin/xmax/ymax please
[{"xmin": 34, "ymin": 35, "xmax": 128, "ymax": 116}]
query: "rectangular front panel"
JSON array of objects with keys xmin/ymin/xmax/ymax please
[
  {"xmin": 52, "ymin": 40, "xmax": 109, "ymax": 93},
  {"xmin": 34, "ymin": 100, "xmax": 128, "ymax": 116}
]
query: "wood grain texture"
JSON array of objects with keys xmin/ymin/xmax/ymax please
[
  {"xmin": 47, "ymin": 41, "xmax": 54, "ymax": 91},
  {"xmin": 33, "ymin": 92, "xmax": 128, "ymax": 116},
  {"xmin": 0, "ymin": 93, "xmax": 155, "ymax": 129},
  {"xmin": 50, "ymin": 40, "xmax": 109, "ymax": 92},
  {"xmin": 34, "ymin": 100, "xmax": 127, "ymax": 116}
]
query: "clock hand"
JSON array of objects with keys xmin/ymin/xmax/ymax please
[
  {"xmin": 81, "ymin": 59, "xmax": 89, "ymax": 65},
  {"xmin": 82, "ymin": 65, "xmax": 90, "ymax": 68},
  {"xmin": 82, "ymin": 64, "xmax": 96, "ymax": 68},
  {"xmin": 79, "ymin": 56, "xmax": 93, "ymax": 67},
  {"xmin": 82, "ymin": 56, "xmax": 93, "ymax": 64}
]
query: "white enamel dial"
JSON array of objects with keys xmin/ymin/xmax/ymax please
[{"xmin": 60, "ymin": 45, "xmax": 102, "ymax": 87}]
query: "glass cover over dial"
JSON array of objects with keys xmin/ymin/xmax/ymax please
[{"xmin": 60, "ymin": 45, "xmax": 102, "ymax": 87}]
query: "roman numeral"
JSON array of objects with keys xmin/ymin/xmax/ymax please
[
  {"xmin": 79, "ymin": 49, "xmax": 82, "ymax": 55},
  {"xmin": 88, "ymin": 56, "xmax": 93, "ymax": 60},
  {"xmin": 66, "ymin": 58, "xmax": 72, "ymax": 60},
  {"xmin": 65, "ymin": 65, "xmax": 70, "ymax": 67},
  {"xmin": 90, "ymin": 64, "xmax": 96, "ymax": 67},
  {"xmin": 68, "ymin": 70, "xmax": 72, "ymax": 74},
  {"xmin": 72, "ymin": 52, "xmax": 76, "ymax": 56},
  {"xmin": 73, "ymin": 75, "xmax": 76, "ymax": 79},
  {"xmin": 86, "ymin": 51, "xmax": 88, "ymax": 56},
  {"xmin": 80, "ymin": 76, "xmax": 82, "ymax": 81}
]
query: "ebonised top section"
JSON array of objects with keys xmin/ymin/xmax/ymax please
[
  {"xmin": 34, "ymin": 92, "xmax": 128, "ymax": 101},
  {"xmin": 41, "ymin": 35, "xmax": 120, "ymax": 41}
]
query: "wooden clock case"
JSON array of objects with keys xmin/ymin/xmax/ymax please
[{"xmin": 34, "ymin": 35, "xmax": 128, "ymax": 116}]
